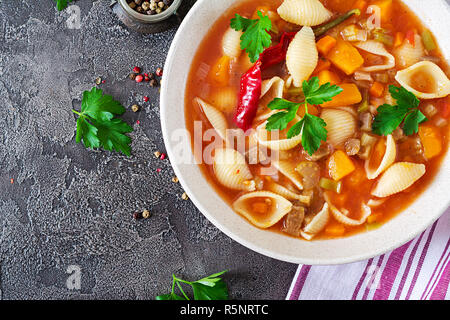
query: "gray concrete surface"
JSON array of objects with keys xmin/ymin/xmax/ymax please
[{"xmin": 0, "ymin": 0, "xmax": 296, "ymax": 300}]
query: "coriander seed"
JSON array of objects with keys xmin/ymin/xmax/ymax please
[
  {"xmin": 131, "ymin": 104, "xmax": 140, "ymax": 112},
  {"xmin": 172, "ymin": 177, "xmax": 179, "ymax": 183},
  {"xmin": 142, "ymin": 209, "xmax": 151, "ymax": 219},
  {"xmin": 181, "ymin": 192, "xmax": 189, "ymax": 200},
  {"xmin": 154, "ymin": 151, "xmax": 161, "ymax": 158}
]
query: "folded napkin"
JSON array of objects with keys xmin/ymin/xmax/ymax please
[{"xmin": 287, "ymin": 208, "xmax": 450, "ymax": 300}]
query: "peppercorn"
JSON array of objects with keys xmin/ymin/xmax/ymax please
[
  {"xmin": 131, "ymin": 104, "xmax": 140, "ymax": 112},
  {"xmin": 163, "ymin": 0, "xmax": 172, "ymax": 5},
  {"xmin": 154, "ymin": 151, "xmax": 161, "ymax": 158},
  {"xmin": 158, "ymin": 1, "xmax": 164, "ymax": 8},
  {"xmin": 141, "ymin": 1, "xmax": 150, "ymax": 11},
  {"xmin": 181, "ymin": 192, "xmax": 189, "ymax": 200},
  {"xmin": 133, "ymin": 212, "xmax": 142, "ymax": 219},
  {"xmin": 156, "ymin": 67, "xmax": 163, "ymax": 77},
  {"xmin": 172, "ymin": 177, "xmax": 179, "ymax": 183},
  {"xmin": 129, "ymin": 73, "xmax": 137, "ymax": 80},
  {"xmin": 133, "ymin": 66, "xmax": 141, "ymax": 74},
  {"xmin": 149, "ymin": 79, "xmax": 157, "ymax": 87},
  {"xmin": 142, "ymin": 209, "xmax": 151, "ymax": 219},
  {"xmin": 95, "ymin": 77, "xmax": 102, "ymax": 85},
  {"xmin": 137, "ymin": 6, "xmax": 144, "ymax": 13},
  {"xmin": 128, "ymin": 2, "xmax": 136, "ymax": 9},
  {"xmin": 135, "ymin": 74, "xmax": 144, "ymax": 83},
  {"xmin": 134, "ymin": 0, "xmax": 142, "ymax": 5}
]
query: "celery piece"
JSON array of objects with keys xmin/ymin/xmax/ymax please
[
  {"xmin": 358, "ymin": 89, "xmax": 369, "ymax": 113},
  {"xmin": 319, "ymin": 178, "xmax": 342, "ymax": 193},
  {"xmin": 373, "ymin": 30, "xmax": 394, "ymax": 47},
  {"xmin": 313, "ymin": 9, "xmax": 361, "ymax": 37},
  {"xmin": 421, "ymin": 29, "xmax": 437, "ymax": 51}
]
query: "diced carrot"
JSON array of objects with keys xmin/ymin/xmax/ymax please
[
  {"xmin": 372, "ymin": 0, "xmax": 393, "ymax": 24},
  {"xmin": 252, "ymin": 6, "xmax": 271, "ymax": 19},
  {"xmin": 418, "ymin": 125, "xmax": 442, "ymax": 159},
  {"xmin": 369, "ymin": 81, "xmax": 385, "ymax": 98},
  {"xmin": 317, "ymin": 70, "xmax": 341, "ymax": 86},
  {"xmin": 328, "ymin": 150, "xmax": 356, "ymax": 181},
  {"xmin": 321, "ymin": 83, "xmax": 362, "ymax": 107},
  {"xmin": 325, "ymin": 0, "xmax": 357, "ymax": 13},
  {"xmin": 354, "ymin": 0, "xmax": 368, "ymax": 13},
  {"xmin": 313, "ymin": 58, "xmax": 331, "ymax": 74},
  {"xmin": 437, "ymin": 97, "xmax": 450, "ymax": 118},
  {"xmin": 405, "ymin": 29, "xmax": 417, "ymax": 47},
  {"xmin": 394, "ymin": 32, "xmax": 405, "ymax": 47},
  {"xmin": 326, "ymin": 40, "xmax": 364, "ymax": 75},
  {"xmin": 209, "ymin": 55, "xmax": 230, "ymax": 86},
  {"xmin": 325, "ymin": 224, "xmax": 346, "ymax": 237},
  {"xmin": 316, "ymin": 35, "xmax": 337, "ymax": 56},
  {"xmin": 367, "ymin": 212, "xmax": 383, "ymax": 224}
]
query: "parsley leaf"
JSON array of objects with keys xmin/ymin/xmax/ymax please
[
  {"xmin": 156, "ymin": 270, "xmax": 229, "ymax": 301},
  {"xmin": 73, "ymin": 87, "xmax": 133, "ymax": 156},
  {"xmin": 265, "ymin": 77, "xmax": 342, "ymax": 155},
  {"xmin": 230, "ymin": 11, "xmax": 272, "ymax": 63},
  {"xmin": 54, "ymin": 0, "xmax": 73, "ymax": 11},
  {"xmin": 372, "ymin": 85, "xmax": 427, "ymax": 136}
]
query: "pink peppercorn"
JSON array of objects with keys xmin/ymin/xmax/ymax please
[
  {"xmin": 133, "ymin": 66, "xmax": 141, "ymax": 74},
  {"xmin": 144, "ymin": 96, "xmax": 149, "ymax": 102},
  {"xmin": 156, "ymin": 168, "xmax": 162, "ymax": 173},
  {"xmin": 160, "ymin": 153, "xmax": 166, "ymax": 160},
  {"xmin": 156, "ymin": 68, "xmax": 163, "ymax": 77},
  {"xmin": 136, "ymin": 120, "xmax": 140, "ymax": 125},
  {"xmin": 135, "ymin": 75, "xmax": 144, "ymax": 83}
]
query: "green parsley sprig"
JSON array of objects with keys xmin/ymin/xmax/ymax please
[
  {"xmin": 54, "ymin": 0, "xmax": 73, "ymax": 11},
  {"xmin": 156, "ymin": 270, "xmax": 228, "ymax": 301},
  {"xmin": 266, "ymin": 77, "xmax": 343, "ymax": 156},
  {"xmin": 73, "ymin": 87, "xmax": 133, "ymax": 156},
  {"xmin": 372, "ymin": 85, "xmax": 427, "ymax": 136},
  {"xmin": 230, "ymin": 11, "xmax": 272, "ymax": 63}
]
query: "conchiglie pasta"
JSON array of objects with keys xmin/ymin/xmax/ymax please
[
  {"xmin": 266, "ymin": 181, "xmax": 311, "ymax": 205},
  {"xmin": 320, "ymin": 108, "xmax": 356, "ymax": 147},
  {"xmin": 371, "ymin": 162, "xmax": 426, "ymax": 198},
  {"xmin": 222, "ymin": 27, "xmax": 243, "ymax": 58},
  {"xmin": 213, "ymin": 148, "xmax": 256, "ymax": 191},
  {"xmin": 303, "ymin": 202, "xmax": 329, "ymax": 235},
  {"xmin": 232, "ymin": 191, "xmax": 293, "ymax": 228},
  {"xmin": 209, "ymin": 87, "xmax": 238, "ymax": 113},
  {"xmin": 255, "ymin": 118, "xmax": 303, "ymax": 151},
  {"xmin": 324, "ymin": 193, "xmax": 372, "ymax": 226},
  {"xmin": 255, "ymin": 77, "xmax": 285, "ymax": 121},
  {"xmin": 272, "ymin": 160, "xmax": 304, "ymax": 190},
  {"xmin": 277, "ymin": 0, "xmax": 332, "ymax": 26},
  {"xmin": 365, "ymin": 134, "xmax": 397, "ymax": 180},
  {"xmin": 194, "ymin": 97, "xmax": 228, "ymax": 140},
  {"xmin": 354, "ymin": 41, "xmax": 395, "ymax": 72},
  {"xmin": 286, "ymin": 26, "xmax": 318, "ymax": 87},
  {"xmin": 393, "ymin": 34, "xmax": 424, "ymax": 68},
  {"xmin": 395, "ymin": 61, "xmax": 450, "ymax": 99}
]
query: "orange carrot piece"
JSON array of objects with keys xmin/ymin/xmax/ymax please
[
  {"xmin": 372, "ymin": 0, "xmax": 394, "ymax": 24},
  {"xmin": 321, "ymin": 83, "xmax": 362, "ymax": 107},
  {"xmin": 317, "ymin": 70, "xmax": 341, "ymax": 86},
  {"xmin": 369, "ymin": 82, "xmax": 385, "ymax": 98},
  {"xmin": 325, "ymin": 224, "xmax": 346, "ymax": 237},
  {"xmin": 326, "ymin": 40, "xmax": 364, "ymax": 75},
  {"xmin": 252, "ymin": 6, "xmax": 271, "ymax": 19},
  {"xmin": 209, "ymin": 55, "xmax": 230, "ymax": 86},
  {"xmin": 328, "ymin": 150, "xmax": 356, "ymax": 181},
  {"xmin": 313, "ymin": 58, "xmax": 331, "ymax": 74},
  {"xmin": 353, "ymin": 0, "xmax": 368, "ymax": 13},
  {"xmin": 418, "ymin": 125, "xmax": 442, "ymax": 159},
  {"xmin": 405, "ymin": 29, "xmax": 417, "ymax": 47},
  {"xmin": 316, "ymin": 35, "xmax": 337, "ymax": 56},
  {"xmin": 394, "ymin": 32, "xmax": 405, "ymax": 47}
]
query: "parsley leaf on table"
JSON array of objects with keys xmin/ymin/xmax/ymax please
[
  {"xmin": 156, "ymin": 270, "xmax": 229, "ymax": 301},
  {"xmin": 372, "ymin": 85, "xmax": 427, "ymax": 136},
  {"xmin": 54, "ymin": 0, "xmax": 73, "ymax": 11},
  {"xmin": 230, "ymin": 11, "xmax": 272, "ymax": 63},
  {"xmin": 265, "ymin": 77, "xmax": 342, "ymax": 156},
  {"xmin": 73, "ymin": 87, "xmax": 133, "ymax": 156}
]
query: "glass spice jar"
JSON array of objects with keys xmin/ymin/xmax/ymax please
[{"xmin": 111, "ymin": 0, "xmax": 182, "ymax": 33}]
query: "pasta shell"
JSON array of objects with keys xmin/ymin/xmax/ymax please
[
  {"xmin": 255, "ymin": 77, "xmax": 285, "ymax": 121},
  {"xmin": 300, "ymin": 230, "xmax": 315, "ymax": 240},
  {"xmin": 325, "ymin": 193, "xmax": 372, "ymax": 226},
  {"xmin": 364, "ymin": 134, "xmax": 396, "ymax": 180},
  {"xmin": 272, "ymin": 160, "xmax": 304, "ymax": 190},
  {"xmin": 266, "ymin": 181, "xmax": 311, "ymax": 205},
  {"xmin": 303, "ymin": 202, "xmax": 329, "ymax": 234},
  {"xmin": 277, "ymin": 0, "xmax": 332, "ymax": 26},
  {"xmin": 209, "ymin": 87, "xmax": 238, "ymax": 113},
  {"xmin": 354, "ymin": 40, "xmax": 395, "ymax": 72},
  {"xmin": 395, "ymin": 61, "xmax": 450, "ymax": 99},
  {"xmin": 371, "ymin": 162, "xmax": 426, "ymax": 198},
  {"xmin": 286, "ymin": 26, "xmax": 318, "ymax": 87},
  {"xmin": 222, "ymin": 27, "xmax": 243, "ymax": 58},
  {"xmin": 393, "ymin": 34, "xmax": 424, "ymax": 68},
  {"xmin": 194, "ymin": 97, "xmax": 228, "ymax": 140},
  {"xmin": 232, "ymin": 191, "xmax": 293, "ymax": 228},
  {"xmin": 255, "ymin": 117, "xmax": 303, "ymax": 151},
  {"xmin": 213, "ymin": 148, "xmax": 256, "ymax": 191},
  {"xmin": 320, "ymin": 108, "xmax": 356, "ymax": 147}
]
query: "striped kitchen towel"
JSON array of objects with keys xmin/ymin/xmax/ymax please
[{"xmin": 287, "ymin": 207, "xmax": 450, "ymax": 300}]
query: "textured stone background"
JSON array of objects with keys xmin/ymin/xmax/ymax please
[{"xmin": 0, "ymin": 0, "xmax": 296, "ymax": 299}]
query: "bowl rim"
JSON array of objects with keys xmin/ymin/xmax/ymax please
[{"xmin": 161, "ymin": 0, "xmax": 450, "ymax": 265}]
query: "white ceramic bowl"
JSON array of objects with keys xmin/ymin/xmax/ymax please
[{"xmin": 161, "ymin": 0, "xmax": 450, "ymax": 265}]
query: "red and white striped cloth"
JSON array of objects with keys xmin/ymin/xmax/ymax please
[{"xmin": 287, "ymin": 208, "xmax": 450, "ymax": 300}]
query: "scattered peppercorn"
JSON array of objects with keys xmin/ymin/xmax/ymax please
[
  {"xmin": 129, "ymin": 73, "xmax": 137, "ymax": 80},
  {"xmin": 181, "ymin": 192, "xmax": 189, "ymax": 200},
  {"xmin": 172, "ymin": 177, "xmax": 179, "ymax": 183},
  {"xmin": 156, "ymin": 168, "xmax": 162, "ymax": 173},
  {"xmin": 133, "ymin": 66, "xmax": 141, "ymax": 74},
  {"xmin": 160, "ymin": 153, "xmax": 166, "ymax": 160},
  {"xmin": 149, "ymin": 79, "xmax": 157, "ymax": 87},
  {"xmin": 131, "ymin": 104, "xmax": 140, "ymax": 112},
  {"xmin": 142, "ymin": 209, "xmax": 151, "ymax": 219},
  {"xmin": 156, "ymin": 67, "xmax": 163, "ymax": 77},
  {"xmin": 102, "ymin": 80, "xmax": 106, "ymax": 84},
  {"xmin": 143, "ymin": 96, "xmax": 149, "ymax": 102},
  {"xmin": 133, "ymin": 212, "xmax": 142, "ymax": 219},
  {"xmin": 95, "ymin": 77, "xmax": 102, "ymax": 85},
  {"xmin": 135, "ymin": 74, "xmax": 144, "ymax": 83},
  {"xmin": 154, "ymin": 151, "xmax": 161, "ymax": 158}
]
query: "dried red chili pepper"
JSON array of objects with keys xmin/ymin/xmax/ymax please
[{"xmin": 233, "ymin": 32, "xmax": 296, "ymax": 130}]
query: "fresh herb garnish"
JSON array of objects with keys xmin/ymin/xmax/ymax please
[
  {"xmin": 54, "ymin": 0, "xmax": 73, "ymax": 11},
  {"xmin": 230, "ymin": 11, "xmax": 272, "ymax": 63},
  {"xmin": 156, "ymin": 270, "xmax": 229, "ymax": 301},
  {"xmin": 266, "ymin": 77, "xmax": 342, "ymax": 156},
  {"xmin": 372, "ymin": 85, "xmax": 427, "ymax": 136},
  {"xmin": 72, "ymin": 87, "xmax": 133, "ymax": 156}
]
